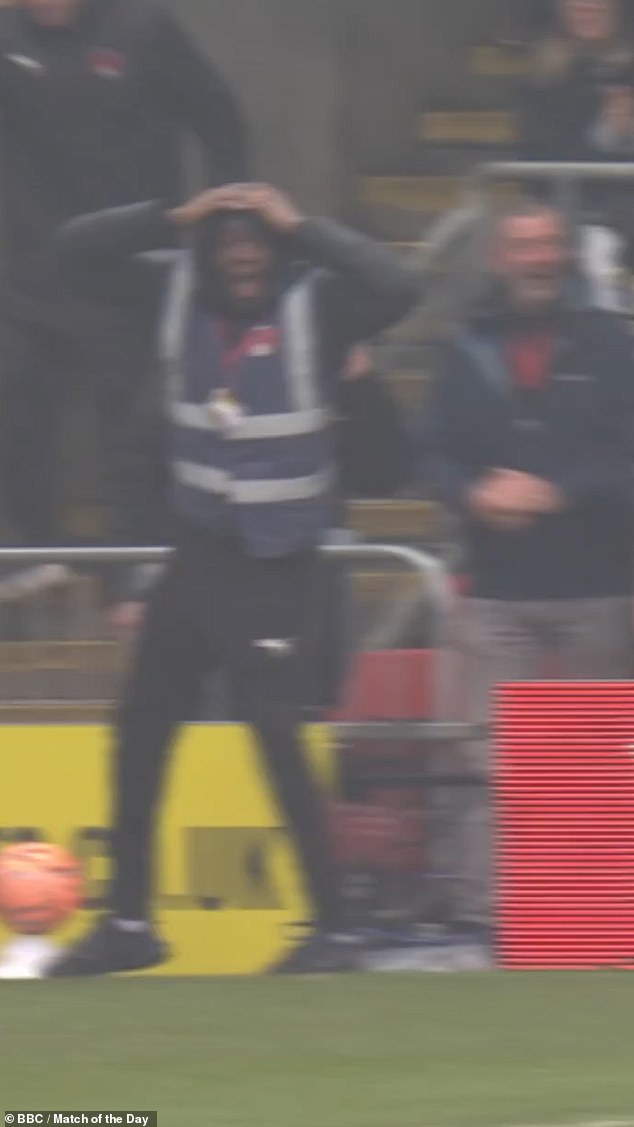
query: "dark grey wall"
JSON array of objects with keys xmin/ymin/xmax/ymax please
[
  {"xmin": 166, "ymin": 0, "xmax": 345, "ymax": 213},
  {"xmin": 341, "ymin": 0, "xmax": 508, "ymax": 174},
  {"xmin": 163, "ymin": 0, "xmax": 520, "ymax": 213}
]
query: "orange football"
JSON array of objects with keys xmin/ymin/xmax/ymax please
[{"xmin": 0, "ymin": 842, "xmax": 82, "ymax": 935}]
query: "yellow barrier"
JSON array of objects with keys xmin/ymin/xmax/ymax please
[{"xmin": 0, "ymin": 725, "xmax": 334, "ymax": 975}]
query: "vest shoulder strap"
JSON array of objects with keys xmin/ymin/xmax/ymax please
[
  {"xmin": 160, "ymin": 251, "xmax": 195, "ymax": 366},
  {"xmin": 280, "ymin": 274, "xmax": 323, "ymax": 410}
]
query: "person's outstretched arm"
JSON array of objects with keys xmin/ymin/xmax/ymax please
[
  {"xmin": 56, "ymin": 186, "xmax": 250, "ymax": 303},
  {"xmin": 56, "ymin": 200, "xmax": 179, "ymax": 304}
]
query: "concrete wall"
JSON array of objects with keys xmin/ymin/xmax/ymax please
[
  {"xmin": 166, "ymin": 0, "xmax": 345, "ymax": 214},
  {"xmin": 163, "ymin": 0, "xmax": 523, "ymax": 213},
  {"xmin": 340, "ymin": 0, "xmax": 509, "ymax": 175}
]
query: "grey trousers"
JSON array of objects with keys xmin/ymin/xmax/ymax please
[{"xmin": 435, "ymin": 596, "xmax": 632, "ymax": 926}]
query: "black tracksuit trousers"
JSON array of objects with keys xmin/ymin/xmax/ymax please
[{"xmin": 110, "ymin": 517, "xmax": 340, "ymax": 930}]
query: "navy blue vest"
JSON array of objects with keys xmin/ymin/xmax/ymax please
[{"xmin": 161, "ymin": 253, "xmax": 335, "ymax": 557}]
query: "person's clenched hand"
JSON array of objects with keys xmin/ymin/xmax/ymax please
[{"xmin": 467, "ymin": 469, "xmax": 565, "ymax": 529}]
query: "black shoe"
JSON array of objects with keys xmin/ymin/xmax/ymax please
[
  {"xmin": 47, "ymin": 917, "xmax": 168, "ymax": 977},
  {"xmin": 270, "ymin": 925, "xmax": 362, "ymax": 975}
]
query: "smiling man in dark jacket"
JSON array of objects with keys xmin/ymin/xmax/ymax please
[
  {"xmin": 426, "ymin": 198, "xmax": 634, "ymax": 938},
  {"xmin": 0, "ymin": 0, "xmax": 247, "ymax": 565},
  {"xmin": 46, "ymin": 182, "xmax": 418, "ymax": 976}
]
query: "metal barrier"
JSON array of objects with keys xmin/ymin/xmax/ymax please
[
  {"xmin": 0, "ymin": 543, "xmax": 483, "ymax": 934},
  {"xmin": 0, "ymin": 542, "xmax": 478, "ymax": 749},
  {"xmin": 473, "ymin": 158, "xmax": 634, "ymax": 214}
]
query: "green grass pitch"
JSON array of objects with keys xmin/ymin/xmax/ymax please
[{"xmin": 1, "ymin": 973, "xmax": 634, "ymax": 1127}]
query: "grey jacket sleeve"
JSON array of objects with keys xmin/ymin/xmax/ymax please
[
  {"xmin": 56, "ymin": 201, "xmax": 179, "ymax": 304},
  {"xmin": 292, "ymin": 218, "xmax": 421, "ymax": 346}
]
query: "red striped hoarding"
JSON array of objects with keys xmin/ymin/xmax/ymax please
[{"xmin": 497, "ymin": 683, "xmax": 634, "ymax": 969}]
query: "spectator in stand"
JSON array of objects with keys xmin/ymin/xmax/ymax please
[
  {"xmin": 518, "ymin": 0, "xmax": 634, "ymax": 312},
  {"xmin": 520, "ymin": 0, "xmax": 632, "ymax": 161},
  {"xmin": 425, "ymin": 198, "xmax": 634, "ymax": 946},
  {"xmin": 0, "ymin": 0, "xmax": 248, "ymax": 609}
]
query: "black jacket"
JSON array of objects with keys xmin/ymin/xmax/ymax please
[
  {"xmin": 425, "ymin": 300, "xmax": 634, "ymax": 600},
  {"xmin": 0, "ymin": 0, "xmax": 248, "ymax": 324}
]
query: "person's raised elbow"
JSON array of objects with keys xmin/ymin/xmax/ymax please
[
  {"xmin": 54, "ymin": 215, "xmax": 95, "ymax": 293},
  {"xmin": 386, "ymin": 264, "xmax": 422, "ymax": 321}
]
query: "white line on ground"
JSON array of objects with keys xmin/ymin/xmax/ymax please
[{"xmin": 509, "ymin": 1120, "xmax": 634, "ymax": 1127}]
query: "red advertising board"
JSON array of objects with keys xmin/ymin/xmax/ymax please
[{"xmin": 497, "ymin": 683, "xmax": 634, "ymax": 969}]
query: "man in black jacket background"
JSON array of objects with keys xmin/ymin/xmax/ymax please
[
  {"xmin": 426, "ymin": 198, "xmax": 634, "ymax": 942},
  {"xmin": 0, "ymin": 0, "xmax": 247, "ymax": 575}
]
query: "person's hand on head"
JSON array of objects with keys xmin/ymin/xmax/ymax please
[
  {"xmin": 168, "ymin": 185, "xmax": 252, "ymax": 228},
  {"xmin": 169, "ymin": 183, "xmax": 303, "ymax": 233},
  {"xmin": 238, "ymin": 184, "xmax": 304, "ymax": 234}
]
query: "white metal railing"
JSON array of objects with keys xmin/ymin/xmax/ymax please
[
  {"xmin": 0, "ymin": 542, "xmax": 487, "ymax": 931},
  {"xmin": 473, "ymin": 159, "xmax": 634, "ymax": 183},
  {"xmin": 0, "ymin": 542, "xmax": 481, "ymax": 750},
  {"xmin": 474, "ymin": 160, "xmax": 634, "ymax": 226}
]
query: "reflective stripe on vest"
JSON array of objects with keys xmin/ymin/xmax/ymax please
[
  {"xmin": 174, "ymin": 461, "xmax": 334, "ymax": 504},
  {"xmin": 282, "ymin": 278, "xmax": 319, "ymax": 410},
  {"xmin": 160, "ymin": 251, "xmax": 196, "ymax": 403},
  {"xmin": 162, "ymin": 259, "xmax": 332, "ymax": 504},
  {"xmin": 170, "ymin": 402, "xmax": 331, "ymax": 439}
]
